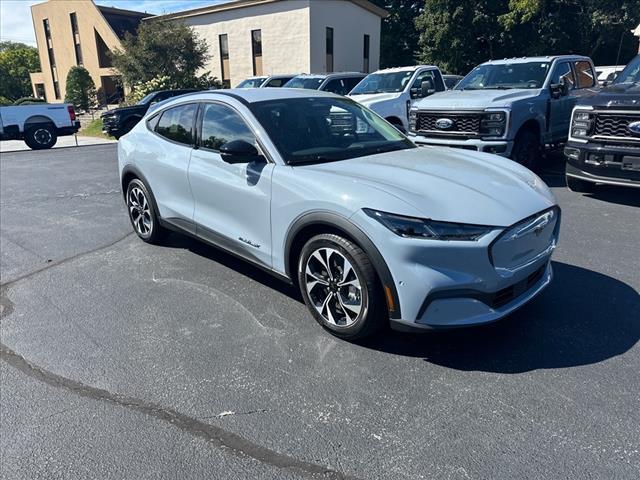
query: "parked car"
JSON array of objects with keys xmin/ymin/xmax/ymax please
[
  {"xmin": 443, "ymin": 74, "xmax": 463, "ymax": 89},
  {"xmin": 408, "ymin": 55, "xmax": 597, "ymax": 169},
  {"xmin": 283, "ymin": 73, "xmax": 367, "ymax": 95},
  {"xmin": 236, "ymin": 75, "xmax": 297, "ymax": 88},
  {"xmin": 565, "ymin": 55, "xmax": 640, "ymax": 191},
  {"xmin": 0, "ymin": 103, "xmax": 79, "ymax": 149},
  {"xmin": 118, "ymin": 88, "xmax": 560, "ymax": 339},
  {"xmin": 595, "ymin": 65, "xmax": 625, "ymax": 86},
  {"xmin": 101, "ymin": 89, "xmax": 197, "ymax": 139},
  {"xmin": 348, "ymin": 65, "xmax": 446, "ymax": 132}
]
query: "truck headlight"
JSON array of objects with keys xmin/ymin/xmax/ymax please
[
  {"xmin": 571, "ymin": 110, "xmax": 592, "ymax": 138},
  {"xmin": 408, "ymin": 109, "xmax": 417, "ymax": 134},
  {"xmin": 364, "ymin": 209, "xmax": 494, "ymax": 241},
  {"xmin": 480, "ymin": 110, "xmax": 507, "ymax": 137}
]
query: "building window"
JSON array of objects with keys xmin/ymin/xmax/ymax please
[
  {"xmin": 43, "ymin": 18, "xmax": 58, "ymax": 96},
  {"xmin": 363, "ymin": 34, "xmax": 370, "ymax": 73},
  {"xmin": 219, "ymin": 34, "xmax": 230, "ymax": 88},
  {"xmin": 251, "ymin": 29, "xmax": 263, "ymax": 76},
  {"xmin": 53, "ymin": 81, "xmax": 60, "ymax": 100},
  {"xmin": 70, "ymin": 13, "xmax": 83, "ymax": 66},
  {"xmin": 95, "ymin": 29, "xmax": 113, "ymax": 68},
  {"xmin": 326, "ymin": 27, "xmax": 334, "ymax": 73},
  {"xmin": 35, "ymin": 83, "xmax": 46, "ymax": 101}
]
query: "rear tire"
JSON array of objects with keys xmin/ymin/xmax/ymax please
[
  {"xmin": 566, "ymin": 175, "xmax": 595, "ymax": 193},
  {"xmin": 511, "ymin": 129, "xmax": 541, "ymax": 170},
  {"xmin": 24, "ymin": 124, "xmax": 57, "ymax": 150},
  {"xmin": 125, "ymin": 179, "xmax": 166, "ymax": 244},
  {"xmin": 298, "ymin": 233, "xmax": 386, "ymax": 340}
]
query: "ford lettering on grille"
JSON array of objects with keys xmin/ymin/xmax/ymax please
[{"xmin": 435, "ymin": 118, "xmax": 454, "ymax": 129}]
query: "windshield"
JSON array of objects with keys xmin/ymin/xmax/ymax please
[
  {"xmin": 614, "ymin": 56, "xmax": 640, "ymax": 84},
  {"xmin": 283, "ymin": 77, "xmax": 325, "ymax": 90},
  {"xmin": 137, "ymin": 93, "xmax": 156, "ymax": 105},
  {"xmin": 237, "ymin": 77, "xmax": 267, "ymax": 88},
  {"xmin": 456, "ymin": 62, "xmax": 551, "ymax": 90},
  {"xmin": 350, "ymin": 71, "xmax": 414, "ymax": 94},
  {"xmin": 251, "ymin": 97, "xmax": 415, "ymax": 165}
]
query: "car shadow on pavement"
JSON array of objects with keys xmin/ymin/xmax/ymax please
[
  {"xmin": 359, "ymin": 261, "xmax": 640, "ymax": 373},
  {"xmin": 582, "ymin": 187, "xmax": 640, "ymax": 207}
]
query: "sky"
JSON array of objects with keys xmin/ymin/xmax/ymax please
[{"xmin": 0, "ymin": 0, "xmax": 229, "ymax": 46}]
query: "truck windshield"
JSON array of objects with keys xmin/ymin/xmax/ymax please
[
  {"xmin": 237, "ymin": 77, "xmax": 267, "ymax": 88},
  {"xmin": 137, "ymin": 93, "xmax": 156, "ymax": 105},
  {"xmin": 283, "ymin": 77, "xmax": 325, "ymax": 90},
  {"xmin": 350, "ymin": 71, "xmax": 414, "ymax": 95},
  {"xmin": 456, "ymin": 62, "xmax": 551, "ymax": 90},
  {"xmin": 614, "ymin": 56, "xmax": 640, "ymax": 84},
  {"xmin": 250, "ymin": 97, "xmax": 415, "ymax": 165}
]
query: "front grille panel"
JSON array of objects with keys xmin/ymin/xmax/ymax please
[
  {"xmin": 416, "ymin": 112, "xmax": 482, "ymax": 137},
  {"xmin": 490, "ymin": 265, "xmax": 546, "ymax": 308},
  {"xmin": 592, "ymin": 112, "xmax": 640, "ymax": 141}
]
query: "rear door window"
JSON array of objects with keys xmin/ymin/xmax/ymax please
[
  {"xmin": 154, "ymin": 103, "xmax": 197, "ymax": 145},
  {"xmin": 323, "ymin": 78, "xmax": 349, "ymax": 95},
  {"xmin": 574, "ymin": 60, "xmax": 595, "ymax": 88}
]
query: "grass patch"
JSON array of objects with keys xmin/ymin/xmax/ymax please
[{"xmin": 80, "ymin": 118, "xmax": 114, "ymax": 139}]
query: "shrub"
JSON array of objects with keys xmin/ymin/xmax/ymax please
[
  {"xmin": 64, "ymin": 66, "xmax": 97, "ymax": 111},
  {"xmin": 13, "ymin": 96, "xmax": 45, "ymax": 105}
]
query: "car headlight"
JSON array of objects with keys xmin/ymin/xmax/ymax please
[
  {"xmin": 571, "ymin": 110, "xmax": 592, "ymax": 138},
  {"xmin": 408, "ymin": 109, "xmax": 418, "ymax": 133},
  {"xmin": 364, "ymin": 209, "xmax": 493, "ymax": 241},
  {"xmin": 480, "ymin": 110, "xmax": 507, "ymax": 137}
]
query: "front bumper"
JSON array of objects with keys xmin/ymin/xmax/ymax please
[
  {"xmin": 350, "ymin": 208, "xmax": 558, "ymax": 330},
  {"xmin": 564, "ymin": 141, "xmax": 640, "ymax": 188},
  {"xmin": 409, "ymin": 133, "xmax": 514, "ymax": 157}
]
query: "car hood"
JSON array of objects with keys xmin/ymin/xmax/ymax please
[
  {"xmin": 576, "ymin": 82, "xmax": 640, "ymax": 108},
  {"xmin": 299, "ymin": 147, "xmax": 555, "ymax": 226},
  {"xmin": 349, "ymin": 92, "xmax": 402, "ymax": 106},
  {"xmin": 101, "ymin": 105, "xmax": 146, "ymax": 117},
  {"xmin": 415, "ymin": 88, "xmax": 540, "ymax": 110}
]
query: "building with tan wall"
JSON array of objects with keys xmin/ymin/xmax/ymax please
[
  {"xmin": 29, "ymin": 0, "xmax": 151, "ymax": 104},
  {"xmin": 150, "ymin": 0, "xmax": 387, "ymax": 88}
]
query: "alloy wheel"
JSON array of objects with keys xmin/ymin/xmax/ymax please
[
  {"xmin": 33, "ymin": 128, "xmax": 52, "ymax": 145},
  {"xmin": 304, "ymin": 247, "xmax": 363, "ymax": 327},
  {"xmin": 127, "ymin": 186, "xmax": 153, "ymax": 236}
]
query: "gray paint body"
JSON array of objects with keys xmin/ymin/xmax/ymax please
[{"xmin": 119, "ymin": 89, "xmax": 560, "ymax": 329}]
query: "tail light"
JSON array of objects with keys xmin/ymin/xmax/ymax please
[{"xmin": 67, "ymin": 105, "xmax": 76, "ymax": 121}]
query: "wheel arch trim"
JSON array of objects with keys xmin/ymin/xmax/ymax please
[{"xmin": 284, "ymin": 211, "xmax": 401, "ymax": 319}]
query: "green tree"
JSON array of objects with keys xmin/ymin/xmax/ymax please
[
  {"xmin": 111, "ymin": 21, "xmax": 213, "ymax": 89},
  {"xmin": 0, "ymin": 41, "xmax": 41, "ymax": 100},
  {"xmin": 64, "ymin": 66, "xmax": 97, "ymax": 111},
  {"xmin": 370, "ymin": 0, "xmax": 423, "ymax": 68}
]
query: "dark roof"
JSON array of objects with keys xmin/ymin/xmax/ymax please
[{"xmin": 97, "ymin": 5, "xmax": 153, "ymax": 40}]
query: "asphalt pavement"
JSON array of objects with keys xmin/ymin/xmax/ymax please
[{"xmin": 1, "ymin": 144, "xmax": 639, "ymax": 479}]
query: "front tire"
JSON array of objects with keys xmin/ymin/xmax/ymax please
[
  {"xmin": 298, "ymin": 234, "xmax": 386, "ymax": 339},
  {"xmin": 125, "ymin": 179, "xmax": 166, "ymax": 243},
  {"xmin": 511, "ymin": 129, "xmax": 541, "ymax": 170},
  {"xmin": 566, "ymin": 175, "xmax": 595, "ymax": 193},
  {"xmin": 24, "ymin": 124, "xmax": 57, "ymax": 150}
]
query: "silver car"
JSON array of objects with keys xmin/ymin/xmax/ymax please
[{"xmin": 118, "ymin": 89, "xmax": 560, "ymax": 339}]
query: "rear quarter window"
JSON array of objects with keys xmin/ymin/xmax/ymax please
[{"xmin": 154, "ymin": 103, "xmax": 197, "ymax": 145}]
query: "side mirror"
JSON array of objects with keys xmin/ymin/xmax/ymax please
[
  {"xmin": 421, "ymin": 79, "xmax": 435, "ymax": 98},
  {"xmin": 550, "ymin": 81, "xmax": 568, "ymax": 99},
  {"xmin": 219, "ymin": 140, "xmax": 263, "ymax": 164}
]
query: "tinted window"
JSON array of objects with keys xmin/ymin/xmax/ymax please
[
  {"xmin": 574, "ymin": 61, "xmax": 595, "ymax": 88},
  {"xmin": 550, "ymin": 62, "xmax": 575, "ymax": 88},
  {"xmin": 265, "ymin": 77, "xmax": 292, "ymax": 87},
  {"xmin": 456, "ymin": 62, "xmax": 550, "ymax": 90},
  {"xmin": 412, "ymin": 70, "xmax": 444, "ymax": 91},
  {"xmin": 155, "ymin": 104, "xmax": 197, "ymax": 145},
  {"xmin": 284, "ymin": 77, "xmax": 325, "ymax": 89},
  {"xmin": 344, "ymin": 76, "xmax": 365, "ymax": 92},
  {"xmin": 323, "ymin": 78, "xmax": 351, "ymax": 95},
  {"xmin": 615, "ymin": 56, "xmax": 640, "ymax": 84},
  {"xmin": 251, "ymin": 97, "xmax": 415, "ymax": 165},
  {"xmin": 200, "ymin": 103, "xmax": 255, "ymax": 151}
]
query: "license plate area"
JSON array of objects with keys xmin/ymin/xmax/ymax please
[{"xmin": 622, "ymin": 156, "xmax": 640, "ymax": 171}]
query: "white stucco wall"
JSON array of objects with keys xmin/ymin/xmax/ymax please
[
  {"xmin": 180, "ymin": 1, "xmax": 312, "ymax": 87},
  {"xmin": 309, "ymin": 0, "xmax": 381, "ymax": 74}
]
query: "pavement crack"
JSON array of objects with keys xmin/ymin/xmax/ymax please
[
  {"xmin": 202, "ymin": 409, "xmax": 269, "ymax": 419},
  {"xmin": 0, "ymin": 343, "xmax": 361, "ymax": 480}
]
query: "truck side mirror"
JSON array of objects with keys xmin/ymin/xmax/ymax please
[
  {"xmin": 550, "ymin": 80, "xmax": 568, "ymax": 99},
  {"xmin": 421, "ymin": 79, "xmax": 435, "ymax": 98}
]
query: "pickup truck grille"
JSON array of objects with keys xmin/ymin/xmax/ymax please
[
  {"xmin": 416, "ymin": 112, "xmax": 482, "ymax": 138},
  {"xmin": 101, "ymin": 114, "xmax": 117, "ymax": 129},
  {"xmin": 592, "ymin": 112, "xmax": 640, "ymax": 142}
]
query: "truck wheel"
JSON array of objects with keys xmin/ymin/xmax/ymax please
[
  {"xmin": 24, "ymin": 124, "xmax": 57, "ymax": 150},
  {"xmin": 511, "ymin": 129, "xmax": 540, "ymax": 170},
  {"xmin": 566, "ymin": 175, "xmax": 595, "ymax": 193}
]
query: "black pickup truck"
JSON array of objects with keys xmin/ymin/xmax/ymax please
[
  {"xmin": 102, "ymin": 89, "xmax": 196, "ymax": 139},
  {"xmin": 564, "ymin": 55, "xmax": 640, "ymax": 191}
]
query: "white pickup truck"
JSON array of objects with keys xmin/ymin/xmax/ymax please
[
  {"xmin": 0, "ymin": 103, "xmax": 80, "ymax": 149},
  {"xmin": 348, "ymin": 65, "xmax": 446, "ymax": 132}
]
